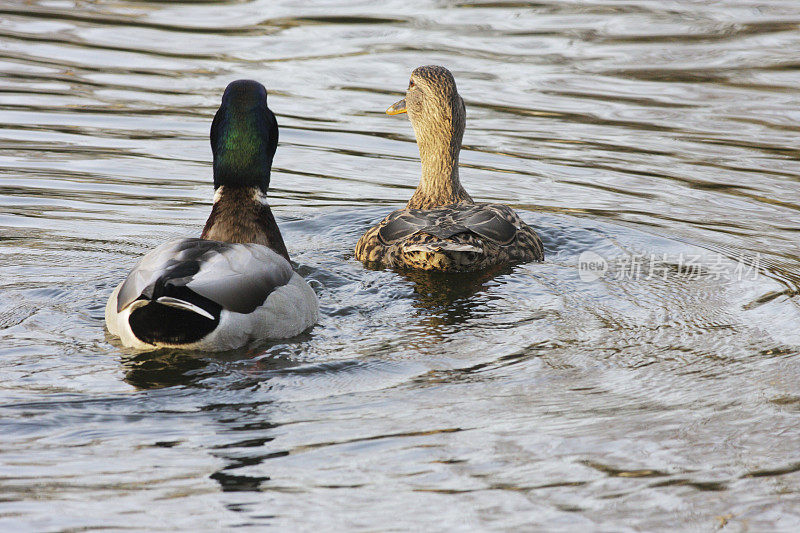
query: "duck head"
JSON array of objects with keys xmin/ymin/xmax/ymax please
[
  {"xmin": 211, "ymin": 80, "xmax": 278, "ymax": 194},
  {"xmin": 387, "ymin": 65, "xmax": 466, "ymax": 156},
  {"xmin": 387, "ymin": 66, "xmax": 471, "ymax": 209}
]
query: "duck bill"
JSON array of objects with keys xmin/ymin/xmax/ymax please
[{"xmin": 386, "ymin": 99, "xmax": 407, "ymax": 115}]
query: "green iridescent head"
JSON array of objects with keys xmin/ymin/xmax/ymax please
[{"xmin": 210, "ymin": 80, "xmax": 278, "ymax": 192}]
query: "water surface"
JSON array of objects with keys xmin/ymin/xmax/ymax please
[{"xmin": 2, "ymin": 0, "xmax": 800, "ymax": 530}]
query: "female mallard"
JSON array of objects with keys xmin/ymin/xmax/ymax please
[
  {"xmin": 106, "ymin": 80, "xmax": 318, "ymax": 351},
  {"xmin": 355, "ymin": 65, "xmax": 543, "ymax": 271}
]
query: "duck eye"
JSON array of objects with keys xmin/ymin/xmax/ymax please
[{"xmin": 408, "ymin": 80, "xmax": 415, "ymax": 89}]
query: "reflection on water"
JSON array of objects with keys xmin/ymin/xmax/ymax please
[
  {"xmin": 121, "ymin": 350, "xmax": 212, "ymax": 390},
  {"xmin": 402, "ymin": 266, "xmax": 508, "ymax": 310},
  {"xmin": 2, "ymin": 0, "xmax": 800, "ymax": 530}
]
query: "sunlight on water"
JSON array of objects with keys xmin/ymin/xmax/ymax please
[{"xmin": 1, "ymin": 0, "xmax": 800, "ymax": 530}]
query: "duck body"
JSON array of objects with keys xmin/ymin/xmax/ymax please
[
  {"xmin": 105, "ymin": 238, "xmax": 317, "ymax": 350},
  {"xmin": 355, "ymin": 65, "xmax": 544, "ymax": 271},
  {"xmin": 355, "ymin": 202, "xmax": 543, "ymax": 271},
  {"xmin": 106, "ymin": 80, "xmax": 318, "ymax": 351}
]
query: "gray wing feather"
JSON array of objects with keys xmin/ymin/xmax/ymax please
[
  {"xmin": 117, "ymin": 240, "xmax": 202, "ymax": 313},
  {"xmin": 117, "ymin": 239, "xmax": 292, "ymax": 315},
  {"xmin": 377, "ymin": 205, "xmax": 519, "ymax": 246},
  {"xmin": 378, "ymin": 212, "xmax": 431, "ymax": 244},
  {"xmin": 185, "ymin": 243, "xmax": 292, "ymax": 313},
  {"xmin": 459, "ymin": 207, "xmax": 518, "ymax": 245}
]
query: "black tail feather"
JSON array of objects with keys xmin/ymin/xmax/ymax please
[{"xmin": 129, "ymin": 301, "xmax": 219, "ymax": 345}]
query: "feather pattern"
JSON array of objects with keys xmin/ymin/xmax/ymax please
[
  {"xmin": 117, "ymin": 239, "xmax": 292, "ymax": 316},
  {"xmin": 356, "ymin": 202, "xmax": 543, "ymax": 272}
]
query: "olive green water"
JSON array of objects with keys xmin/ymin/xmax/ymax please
[{"xmin": 2, "ymin": 0, "xmax": 800, "ymax": 530}]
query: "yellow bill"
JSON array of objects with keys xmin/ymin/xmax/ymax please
[{"xmin": 386, "ymin": 99, "xmax": 407, "ymax": 115}]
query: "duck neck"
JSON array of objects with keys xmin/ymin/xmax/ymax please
[
  {"xmin": 201, "ymin": 185, "xmax": 290, "ymax": 261},
  {"xmin": 406, "ymin": 117, "xmax": 472, "ymax": 210}
]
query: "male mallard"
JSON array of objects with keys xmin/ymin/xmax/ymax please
[
  {"xmin": 355, "ymin": 65, "xmax": 544, "ymax": 271},
  {"xmin": 106, "ymin": 80, "xmax": 318, "ymax": 351}
]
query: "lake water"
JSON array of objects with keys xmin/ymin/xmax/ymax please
[{"xmin": 2, "ymin": 0, "xmax": 800, "ymax": 530}]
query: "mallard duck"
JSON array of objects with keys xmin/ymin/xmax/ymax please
[
  {"xmin": 355, "ymin": 65, "xmax": 544, "ymax": 271},
  {"xmin": 106, "ymin": 80, "xmax": 318, "ymax": 351}
]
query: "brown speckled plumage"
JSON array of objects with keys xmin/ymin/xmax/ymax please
[
  {"xmin": 355, "ymin": 65, "xmax": 544, "ymax": 271},
  {"xmin": 356, "ymin": 203, "xmax": 542, "ymax": 271}
]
